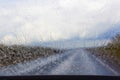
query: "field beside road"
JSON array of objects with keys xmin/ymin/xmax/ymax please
[
  {"xmin": 0, "ymin": 44, "xmax": 65, "ymax": 67},
  {"xmin": 86, "ymin": 34, "xmax": 120, "ymax": 70}
]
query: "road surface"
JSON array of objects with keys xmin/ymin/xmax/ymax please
[{"xmin": 0, "ymin": 49, "xmax": 119, "ymax": 76}]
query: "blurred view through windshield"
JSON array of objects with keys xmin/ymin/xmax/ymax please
[{"xmin": 0, "ymin": 0, "xmax": 120, "ymax": 76}]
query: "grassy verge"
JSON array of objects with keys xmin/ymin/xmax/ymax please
[
  {"xmin": 0, "ymin": 44, "xmax": 65, "ymax": 67},
  {"xmin": 86, "ymin": 46, "xmax": 120, "ymax": 68},
  {"xmin": 86, "ymin": 34, "xmax": 120, "ymax": 67}
]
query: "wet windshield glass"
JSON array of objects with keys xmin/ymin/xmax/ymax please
[{"xmin": 0, "ymin": 0, "xmax": 120, "ymax": 76}]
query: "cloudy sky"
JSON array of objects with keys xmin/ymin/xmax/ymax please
[{"xmin": 0, "ymin": 0, "xmax": 120, "ymax": 47}]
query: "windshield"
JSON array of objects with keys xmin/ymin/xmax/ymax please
[{"xmin": 0, "ymin": 0, "xmax": 120, "ymax": 76}]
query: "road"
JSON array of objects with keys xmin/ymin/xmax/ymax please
[{"xmin": 0, "ymin": 49, "xmax": 119, "ymax": 76}]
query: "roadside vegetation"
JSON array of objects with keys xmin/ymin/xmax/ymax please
[
  {"xmin": 86, "ymin": 34, "xmax": 120, "ymax": 67},
  {"xmin": 0, "ymin": 44, "xmax": 65, "ymax": 67}
]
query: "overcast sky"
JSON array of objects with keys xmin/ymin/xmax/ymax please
[{"xmin": 0, "ymin": 0, "xmax": 120, "ymax": 46}]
